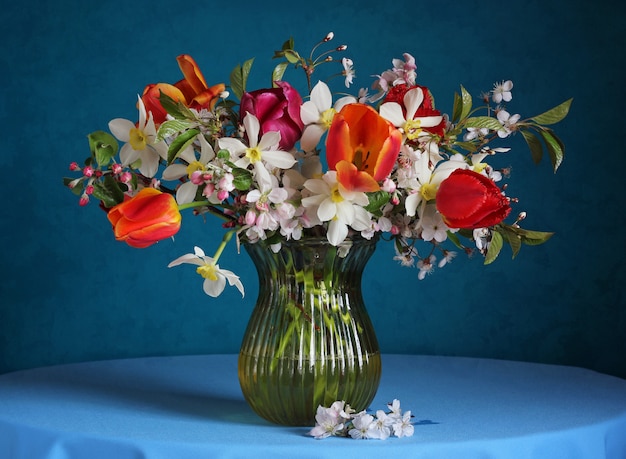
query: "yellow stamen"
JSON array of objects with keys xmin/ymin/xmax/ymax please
[
  {"xmin": 330, "ymin": 184, "xmax": 344, "ymax": 203},
  {"xmin": 186, "ymin": 160, "xmax": 206, "ymax": 178},
  {"xmin": 404, "ymin": 119, "xmax": 422, "ymax": 141},
  {"xmin": 196, "ymin": 264, "xmax": 218, "ymax": 281},
  {"xmin": 129, "ymin": 127, "xmax": 147, "ymax": 150},
  {"xmin": 473, "ymin": 163, "xmax": 488, "ymax": 173},
  {"xmin": 245, "ymin": 146, "xmax": 262, "ymax": 164},
  {"xmin": 321, "ymin": 108, "xmax": 336, "ymax": 129},
  {"xmin": 420, "ymin": 183, "xmax": 438, "ymax": 201}
]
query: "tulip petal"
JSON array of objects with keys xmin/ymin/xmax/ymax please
[
  {"xmin": 336, "ymin": 160, "xmax": 380, "ymax": 192},
  {"xmin": 176, "ymin": 54, "xmax": 208, "ymax": 95}
]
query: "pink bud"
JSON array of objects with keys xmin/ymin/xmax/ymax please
[
  {"xmin": 69, "ymin": 162, "xmax": 80, "ymax": 171},
  {"xmin": 79, "ymin": 194, "xmax": 90, "ymax": 206},
  {"xmin": 83, "ymin": 166, "xmax": 94, "ymax": 177}
]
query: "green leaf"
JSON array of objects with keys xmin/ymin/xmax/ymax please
[
  {"xmin": 87, "ymin": 131, "xmax": 118, "ymax": 167},
  {"xmin": 157, "ymin": 119, "xmax": 197, "ymax": 143},
  {"xmin": 167, "ymin": 128, "xmax": 200, "ymax": 164},
  {"xmin": 272, "ymin": 62, "xmax": 289, "ymax": 84},
  {"xmin": 364, "ymin": 191, "xmax": 391, "ymax": 215},
  {"xmin": 531, "ymin": 98, "xmax": 573, "ymax": 125},
  {"xmin": 464, "ymin": 116, "xmax": 503, "ymax": 131},
  {"xmin": 484, "ymin": 231, "xmax": 503, "ymax": 265},
  {"xmin": 230, "ymin": 58, "xmax": 254, "ymax": 101},
  {"xmin": 451, "ymin": 92, "xmax": 463, "ymax": 124},
  {"xmin": 500, "ymin": 226, "xmax": 522, "ymax": 259},
  {"xmin": 91, "ymin": 175, "xmax": 126, "ymax": 208},
  {"xmin": 445, "ymin": 230, "xmax": 464, "ymax": 250},
  {"xmin": 158, "ymin": 91, "xmax": 196, "ymax": 120},
  {"xmin": 63, "ymin": 177, "xmax": 84, "ymax": 196},
  {"xmin": 520, "ymin": 130, "xmax": 544, "ymax": 165},
  {"xmin": 538, "ymin": 128, "xmax": 565, "ymax": 172},
  {"xmin": 283, "ymin": 49, "xmax": 301, "ymax": 65},
  {"xmin": 459, "ymin": 85, "xmax": 473, "ymax": 121},
  {"xmin": 518, "ymin": 228, "xmax": 554, "ymax": 245},
  {"xmin": 231, "ymin": 167, "xmax": 253, "ymax": 191}
]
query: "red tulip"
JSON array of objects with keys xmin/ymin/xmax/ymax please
[
  {"xmin": 107, "ymin": 188, "xmax": 181, "ymax": 248},
  {"xmin": 141, "ymin": 54, "xmax": 225, "ymax": 125},
  {"xmin": 326, "ymin": 103, "xmax": 402, "ymax": 192},
  {"xmin": 384, "ymin": 84, "xmax": 446, "ymax": 137},
  {"xmin": 240, "ymin": 81, "xmax": 304, "ymax": 151},
  {"xmin": 436, "ymin": 169, "xmax": 511, "ymax": 229}
]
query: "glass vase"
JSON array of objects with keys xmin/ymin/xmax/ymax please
[{"xmin": 238, "ymin": 235, "xmax": 381, "ymax": 426}]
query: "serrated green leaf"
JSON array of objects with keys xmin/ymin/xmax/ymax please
[
  {"xmin": 538, "ymin": 129, "xmax": 565, "ymax": 172},
  {"xmin": 88, "ymin": 131, "xmax": 118, "ymax": 167},
  {"xmin": 446, "ymin": 230, "xmax": 464, "ymax": 250},
  {"xmin": 92, "ymin": 175, "xmax": 125, "ymax": 208},
  {"xmin": 158, "ymin": 91, "xmax": 196, "ymax": 120},
  {"xmin": 501, "ymin": 227, "xmax": 522, "ymax": 259},
  {"xmin": 272, "ymin": 62, "xmax": 289, "ymax": 84},
  {"xmin": 484, "ymin": 231, "xmax": 503, "ymax": 265},
  {"xmin": 157, "ymin": 119, "xmax": 197, "ymax": 142},
  {"xmin": 364, "ymin": 191, "xmax": 391, "ymax": 214},
  {"xmin": 167, "ymin": 128, "xmax": 200, "ymax": 164},
  {"xmin": 451, "ymin": 92, "xmax": 462, "ymax": 124},
  {"xmin": 283, "ymin": 49, "xmax": 301, "ymax": 64},
  {"xmin": 459, "ymin": 85, "xmax": 472, "ymax": 121},
  {"xmin": 229, "ymin": 58, "xmax": 254, "ymax": 101},
  {"xmin": 465, "ymin": 116, "xmax": 503, "ymax": 131},
  {"xmin": 63, "ymin": 177, "xmax": 84, "ymax": 196},
  {"xmin": 520, "ymin": 130, "xmax": 544, "ymax": 165},
  {"xmin": 531, "ymin": 98, "xmax": 573, "ymax": 125},
  {"xmin": 231, "ymin": 167, "xmax": 253, "ymax": 191}
]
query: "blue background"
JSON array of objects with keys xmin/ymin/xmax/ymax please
[{"xmin": 1, "ymin": 0, "xmax": 625, "ymax": 379}]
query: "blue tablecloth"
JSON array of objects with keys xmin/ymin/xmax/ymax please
[{"xmin": 1, "ymin": 354, "xmax": 625, "ymax": 458}]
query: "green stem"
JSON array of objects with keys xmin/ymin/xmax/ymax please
[{"xmin": 212, "ymin": 229, "xmax": 235, "ymax": 264}]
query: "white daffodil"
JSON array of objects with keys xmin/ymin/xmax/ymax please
[
  {"xmin": 162, "ymin": 134, "xmax": 216, "ymax": 204},
  {"xmin": 300, "ymin": 81, "xmax": 356, "ymax": 152},
  {"xmin": 218, "ymin": 113, "xmax": 296, "ymax": 170},
  {"xmin": 167, "ymin": 246, "xmax": 244, "ymax": 298},
  {"xmin": 379, "ymin": 87, "xmax": 443, "ymax": 142},
  {"xmin": 108, "ymin": 97, "xmax": 167, "ymax": 178},
  {"xmin": 403, "ymin": 153, "xmax": 467, "ymax": 218},
  {"xmin": 301, "ymin": 171, "xmax": 371, "ymax": 246}
]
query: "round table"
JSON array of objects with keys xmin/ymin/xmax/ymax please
[{"xmin": 1, "ymin": 354, "xmax": 625, "ymax": 458}]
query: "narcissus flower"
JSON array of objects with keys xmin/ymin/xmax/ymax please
[
  {"xmin": 107, "ymin": 188, "xmax": 181, "ymax": 248},
  {"xmin": 168, "ymin": 246, "xmax": 244, "ymax": 298},
  {"xmin": 326, "ymin": 103, "xmax": 402, "ymax": 192},
  {"xmin": 436, "ymin": 169, "xmax": 511, "ymax": 229}
]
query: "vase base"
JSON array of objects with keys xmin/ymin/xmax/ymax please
[{"xmin": 238, "ymin": 351, "xmax": 382, "ymax": 426}]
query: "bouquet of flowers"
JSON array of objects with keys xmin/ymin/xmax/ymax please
[{"xmin": 64, "ymin": 32, "xmax": 571, "ymax": 298}]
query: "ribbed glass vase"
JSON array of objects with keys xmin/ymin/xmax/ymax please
[{"xmin": 238, "ymin": 235, "xmax": 381, "ymax": 426}]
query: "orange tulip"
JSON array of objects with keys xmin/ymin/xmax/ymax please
[
  {"xmin": 141, "ymin": 54, "xmax": 225, "ymax": 125},
  {"xmin": 326, "ymin": 103, "xmax": 402, "ymax": 192},
  {"xmin": 107, "ymin": 188, "xmax": 181, "ymax": 248}
]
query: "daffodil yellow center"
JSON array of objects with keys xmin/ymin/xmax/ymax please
[
  {"xmin": 196, "ymin": 264, "xmax": 218, "ymax": 281},
  {"xmin": 321, "ymin": 108, "xmax": 336, "ymax": 129},
  {"xmin": 246, "ymin": 146, "xmax": 262, "ymax": 164},
  {"xmin": 420, "ymin": 183, "xmax": 438, "ymax": 201},
  {"xmin": 473, "ymin": 163, "xmax": 487, "ymax": 173},
  {"xmin": 129, "ymin": 127, "xmax": 147, "ymax": 150},
  {"xmin": 404, "ymin": 119, "xmax": 422, "ymax": 141},
  {"xmin": 186, "ymin": 160, "xmax": 206, "ymax": 178},
  {"xmin": 330, "ymin": 184, "xmax": 344, "ymax": 203}
]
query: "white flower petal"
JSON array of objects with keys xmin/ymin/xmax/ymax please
[
  {"xmin": 176, "ymin": 181, "xmax": 198, "ymax": 205},
  {"xmin": 379, "ymin": 102, "xmax": 406, "ymax": 127},
  {"xmin": 203, "ymin": 275, "xmax": 226, "ymax": 297},
  {"xmin": 162, "ymin": 163, "xmax": 188, "ymax": 181},
  {"xmin": 108, "ymin": 118, "xmax": 134, "ymax": 142}
]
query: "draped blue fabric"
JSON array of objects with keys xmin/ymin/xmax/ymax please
[{"xmin": 1, "ymin": 355, "xmax": 626, "ymax": 458}]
